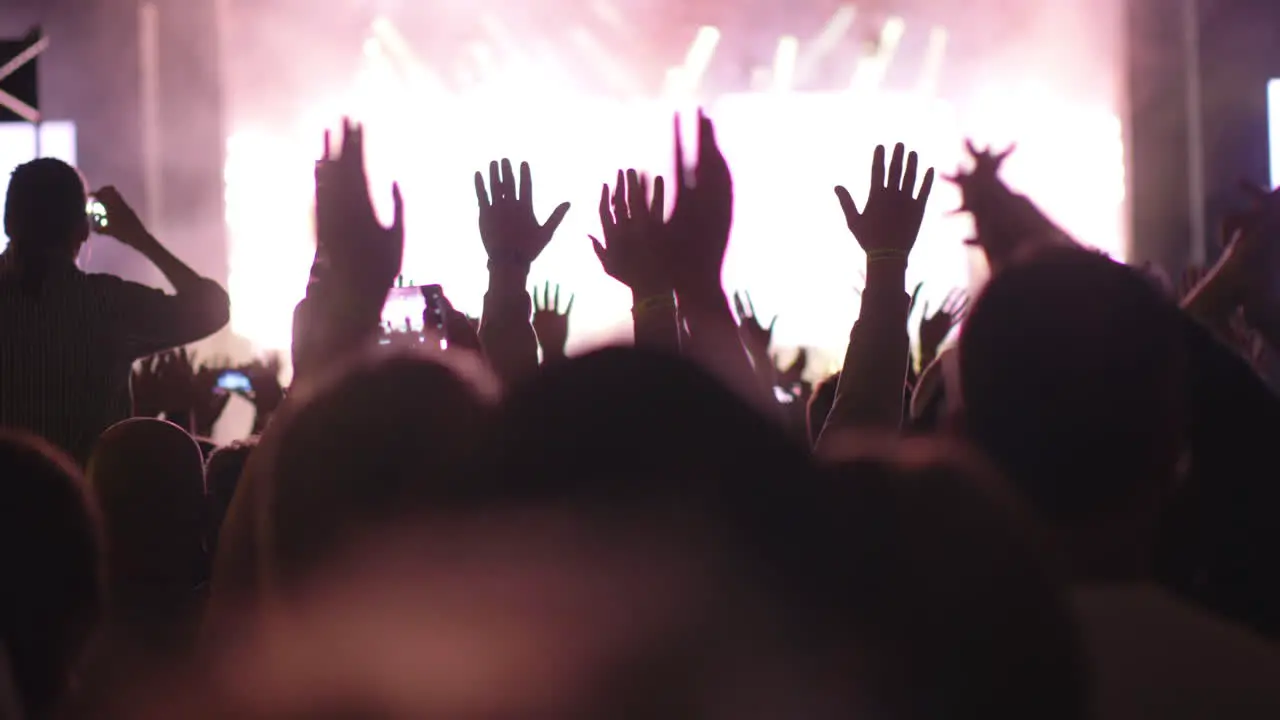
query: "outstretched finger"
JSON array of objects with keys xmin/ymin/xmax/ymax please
[
  {"xmin": 554, "ymin": 283, "xmax": 561, "ymax": 312},
  {"xmin": 626, "ymin": 169, "xmax": 645, "ymax": 223},
  {"xmin": 870, "ymin": 145, "xmax": 886, "ymax": 190},
  {"xmin": 500, "ymin": 159, "xmax": 516, "ymax": 200},
  {"xmin": 613, "ymin": 170, "xmax": 628, "ymax": 223},
  {"xmin": 590, "ymin": 235, "xmax": 608, "ymax": 265},
  {"xmin": 519, "ymin": 161, "xmax": 533, "ymax": 207},
  {"xmin": 908, "ymin": 282, "xmax": 923, "ymax": 314},
  {"xmin": 651, "ymin": 175, "xmax": 666, "ymax": 221},
  {"xmin": 542, "ymin": 202, "xmax": 571, "ymax": 236},
  {"xmin": 389, "ymin": 182, "xmax": 404, "ymax": 235},
  {"xmin": 474, "ymin": 172, "xmax": 490, "ymax": 209},
  {"xmin": 767, "ymin": 315, "xmax": 777, "ymax": 335},
  {"xmin": 532, "ymin": 284, "xmax": 541, "ymax": 311},
  {"xmin": 673, "ymin": 114, "xmax": 689, "ymax": 191},
  {"xmin": 598, "ymin": 183, "xmax": 613, "ymax": 229},
  {"xmin": 745, "ymin": 291, "xmax": 758, "ymax": 319},
  {"xmin": 733, "ymin": 292, "xmax": 747, "ymax": 322},
  {"xmin": 916, "ymin": 167, "xmax": 936, "ymax": 204},
  {"xmin": 488, "ymin": 161, "xmax": 501, "ymax": 200},
  {"xmin": 903, "ymin": 151, "xmax": 919, "ymax": 196},
  {"xmin": 887, "ymin": 143, "xmax": 906, "ymax": 191},
  {"xmin": 565, "ymin": 294, "xmax": 575, "ymax": 315},
  {"xmin": 834, "ymin": 186, "xmax": 860, "ymax": 226}
]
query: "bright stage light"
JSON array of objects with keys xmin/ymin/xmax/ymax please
[
  {"xmin": 224, "ymin": 45, "xmax": 1126, "ymax": 376},
  {"xmin": 772, "ymin": 36, "xmax": 799, "ymax": 92},
  {"xmin": 679, "ymin": 26, "xmax": 722, "ymax": 95},
  {"xmin": 917, "ymin": 26, "xmax": 949, "ymax": 95},
  {"xmin": 0, "ymin": 123, "xmax": 78, "ymax": 255},
  {"xmin": 852, "ymin": 16, "xmax": 906, "ymax": 92}
]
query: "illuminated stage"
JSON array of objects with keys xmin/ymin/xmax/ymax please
[{"xmin": 220, "ymin": 1, "xmax": 1125, "ymax": 374}]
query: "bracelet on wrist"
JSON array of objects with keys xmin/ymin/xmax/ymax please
[
  {"xmin": 866, "ymin": 249, "xmax": 909, "ymax": 264},
  {"xmin": 632, "ymin": 293, "xmax": 676, "ymax": 316}
]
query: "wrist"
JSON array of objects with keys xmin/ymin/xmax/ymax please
[
  {"xmin": 487, "ymin": 259, "xmax": 531, "ymax": 287},
  {"xmin": 864, "ymin": 257, "xmax": 908, "ymax": 293},
  {"xmin": 632, "ymin": 289, "xmax": 675, "ymax": 308}
]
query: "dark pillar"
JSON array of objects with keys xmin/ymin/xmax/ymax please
[{"xmin": 1125, "ymin": 0, "xmax": 1198, "ymax": 271}]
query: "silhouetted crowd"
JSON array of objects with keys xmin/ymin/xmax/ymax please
[{"xmin": 1, "ymin": 110, "xmax": 1279, "ymax": 720}]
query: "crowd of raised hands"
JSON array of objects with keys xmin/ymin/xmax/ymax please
[{"xmin": 6, "ymin": 103, "xmax": 1280, "ymax": 720}]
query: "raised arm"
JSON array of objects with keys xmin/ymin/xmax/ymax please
[
  {"xmin": 590, "ymin": 169, "xmax": 680, "ymax": 352},
  {"xmin": 92, "ymin": 186, "xmax": 230, "ymax": 353},
  {"xmin": 293, "ymin": 120, "xmax": 405, "ymax": 386},
  {"xmin": 816, "ymin": 143, "xmax": 934, "ymax": 450},
  {"xmin": 474, "ymin": 159, "xmax": 571, "ymax": 386},
  {"xmin": 660, "ymin": 112, "xmax": 775, "ymax": 413}
]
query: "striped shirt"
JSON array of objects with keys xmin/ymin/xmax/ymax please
[{"xmin": 0, "ymin": 256, "xmax": 230, "ymax": 463}]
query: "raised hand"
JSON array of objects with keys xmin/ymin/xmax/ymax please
[
  {"xmin": 733, "ymin": 291, "xmax": 776, "ymax": 360},
  {"xmin": 130, "ymin": 352, "xmax": 172, "ymax": 418},
  {"xmin": 668, "ymin": 111, "xmax": 734, "ymax": 298},
  {"xmin": 591, "ymin": 169, "xmax": 670, "ymax": 297},
  {"xmin": 90, "ymin": 186, "xmax": 149, "ymax": 246},
  {"xmin": 475, "ymin": 159, "xmax": 571, "ymax": 269},
  {"xmin": 531, "ymin": 282, "xmax": 573, "ymax": 362},
  {"xmin": 907, "ymin": 281, "xmax": 924, "ymax": 316},
  {"xmin": 918, "ymin": 289, "xmax": 968, "ymax": 367},
  {"xmin": 948, "ymin": 140, "xmax": 1015, "ymax": 209},
  {"xmin": 238, "ymin": 354, "xmax": 285, "ymax": 425},
  {"xmin": 193, "ymin": 359, "xmax": 233, "ymax": 437},
  {"xmin": 318, "ymin": 120, "xmax": 405, "ymax": 296},
  {"xmin": 440, "ymin": 297, "xmax": 483, "ymax": 354},
  {"xmin": 834, "ymin": 143, "xmax": 935, "ymax": 259}
]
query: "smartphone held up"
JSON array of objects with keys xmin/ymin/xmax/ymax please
[
  {"xmin": 86, "ymin": 197, "xmax": 108, "ymax": 231},
  {"xmin": 380, "ymin": 283, "xmax": 448, "ymax": 348}
]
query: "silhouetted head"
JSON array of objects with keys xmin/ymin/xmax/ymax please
[
  {"xmin": 4, "ymin": 158, "xmax": 90, "ymax": 263},
  {"xmin": 822, "ymin": 438, "xmax": 1087, "ymax": 720},
  {"xmin": 88, "ymin": 419, "xmax": 207, "ymax": 599},
  {"xmin": 807, "ymin": 372, "xmax": 840, "ymax": 447},
  {"xmin": 959, "ymin": 248, "xmax": 1186, "ymax": 576},
  {"xmin": 482, "ymin": 346, "xmax": 814, "ymax": 504},
  {"xmin": 0, "ymin": 431, "xmax": 102, "ymax": 720},
  {"xmin": 262, "ymin": 348, "xmax": 498, "ymax": 590},
  {"xmin": 205, "ymin": 439, "xmax": 256, "ymax": 555}
]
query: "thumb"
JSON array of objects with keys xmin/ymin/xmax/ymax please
[
  {"xmin": 589, "ymin": 235, "xmax": 607, "ymax": 265},
  {"xmin": 389, "ymin": 182, "xmax": 404, "ymax": 234}
]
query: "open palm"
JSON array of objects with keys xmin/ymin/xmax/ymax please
[
  {"xmin": 475, "ymin": 159, "xmax": 570, "ymax": 269},
  {"xmin": 835, "ymin": 143, "xmax": 934, "ymax": 254}
]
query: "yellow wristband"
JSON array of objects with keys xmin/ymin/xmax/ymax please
[
  {"xmin": 866, "ymin": 249, "xmax": 909, "ymax": 263},
  {"xmin": 632, "ymin": 294, "xmax": 675, "ymax": 316}
]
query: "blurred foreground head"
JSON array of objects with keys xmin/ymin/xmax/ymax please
[
  {"xmin": 136, "ymin": 501, "xmax": 873, "ymax": 719},
  {"xmin": 824, "ymin": 438, "xmax": 1087, "ymax": 720},
  {"xmin": 261, "ymin": 348, "xmax": 498, "ymax": 591},
  {"xmin": 0, "ymin": 432, "xmax": 102, "ymax": 720},
  {"xmin": 959, "ymin": 248, "xmax": 1186, "ymax": 575}
]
